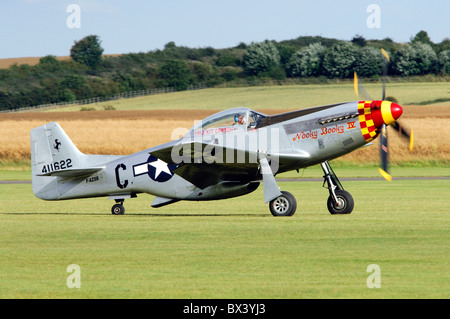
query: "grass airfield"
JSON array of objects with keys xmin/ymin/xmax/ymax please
[
  {"xmin": 1, "ymin": 82, "xmax": 449, "ymax": 299},
  {"xmin": 1, "ymin": 169, "xmax": 448, "ymax": 298},
  {"xmin": 43, "ymin": 82, "xmax": 450, "ymax": 111}
]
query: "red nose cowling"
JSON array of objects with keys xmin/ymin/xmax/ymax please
[
  {"xmin": 390, "ymin": 103, "xmax": 403, "ymax": 121},
  {"xmin": 370, "ymin": 101, "xmax": 403, "ymax": 128}
]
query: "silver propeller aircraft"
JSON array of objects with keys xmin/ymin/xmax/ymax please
[
  {"xmin": 30, "ymin": 97, "xmax": 412, "ymax": 217},
  {"xmin": 31, "ymin": 52, "xmax": 413, "ymax": 217}
]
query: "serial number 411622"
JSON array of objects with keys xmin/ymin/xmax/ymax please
[{"xmin": 42, "ymin": 158, "xmax": 72, "ymax": 174}]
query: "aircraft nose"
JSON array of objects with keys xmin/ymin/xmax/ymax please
[
  {"xmin": 380, "ymin": 101, "xmax": 403, "ymax": 126},
  {"xmin": 390, "ymin": 102, "xmax": 403, "ymax": 122},
  {"xmin": 367, "ymin": 100, "xmax": 403, "ymax": 128}
]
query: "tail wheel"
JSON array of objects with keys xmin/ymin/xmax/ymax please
[
  {"xmin": 269, "ymin": 191, "xmax": 297, "ymax": 217},
  {"xmin": 327, "ymin": 190, "xmax": 354, "ymax": 215},
  {"xmin": 111, "ymin": 204, "xmax": 125, "ymax": 215}
]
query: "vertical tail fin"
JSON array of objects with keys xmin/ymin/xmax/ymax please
[{"xmin": 30, "ymin": 122, "xmax": 85, "ymax": 199}]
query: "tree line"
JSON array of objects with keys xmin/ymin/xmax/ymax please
[{"xmin": 0, "ymin": 31, "xmax": 449, "ymax": 111}]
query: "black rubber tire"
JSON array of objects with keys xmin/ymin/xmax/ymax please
[
  {"xmin": 269, "ymin": 191, "xmax": 297, "ymax": 217},
  {"xmin": 111, "ymin": 204, "xmax": 125, "ymax": 215},
  {"xmin": 327, "ymin": 190, "xmax": 354, "ymax": 215}
]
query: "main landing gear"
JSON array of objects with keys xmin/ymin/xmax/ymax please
[
  {"xmin": 269, "ymin": 191, "xmax": 297, "ymax": 217},
  {"xmin": 268, "ymin": 161, "xmax": 354, "ymax": 216},
  {"xmin": 321, "ymin": 161, "xmax": 354, "ymax": 215}
]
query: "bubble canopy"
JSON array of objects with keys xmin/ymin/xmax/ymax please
[{"xmin": 187, "ymin": 107, "xmax": 267, "ymax": 136}]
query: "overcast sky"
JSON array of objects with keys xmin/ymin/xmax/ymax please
[{"xmin": 1, "ymin": 0, "xmax": 449, "ymax": 58}]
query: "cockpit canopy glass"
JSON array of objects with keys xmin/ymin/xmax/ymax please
[{"xmin": 187, "ymin": 107, "xmax": 266, "ymax": 138}]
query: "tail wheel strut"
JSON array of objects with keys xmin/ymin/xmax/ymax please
[{"xmin": 111, "ymin": 200, "xmax": 125, "ymax": 215}]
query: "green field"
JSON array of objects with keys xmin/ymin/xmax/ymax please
[
  {"xmin": 46, "ymin": 81, "xmax": 450, "ymax": 112},
  {"xmin": 1, "ymin": 171, "xmax": 448, "ymax": 298},
  {"xmin": 3, "ymin": 81, "xmax": 449, "ymax": 299}
]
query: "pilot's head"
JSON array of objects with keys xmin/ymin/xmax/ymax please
[{"xmin": 235, "ymin": 114, "xmax": 245, "ymax": 125}]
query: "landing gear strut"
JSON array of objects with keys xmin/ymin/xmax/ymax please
[{"xmin": 321, "ymin": 161, "xmax": 354, "ymax": 215}]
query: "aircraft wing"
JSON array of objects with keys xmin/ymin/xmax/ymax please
[
  {"xmin": 150, "ymin": 141, "xmax": 261, "ymax": 189},
  {"xmin": 151, "ymin": 141, "xmax": 309, "ymax": 192},
  {"xmin": 172, "ymin": 161, "xmax": 260, "ymax": 189}
]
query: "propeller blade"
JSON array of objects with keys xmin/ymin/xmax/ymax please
[
  {"xmin": 355, "ymin": 49, "xmax": 414, "ymax": 181},
  {"xmin": 353, "ymin": 72, "xmax": 372, "ymax": 100},
  {"xmin": 392, "ymin": 121, "xmax": 414, "ymax": 151},
  {"xmin": 381, "ymin": 48, "xmax": 390, "ymax": 61},
  {"xmin": 379, "ymin": 124, "xmax": 392, "ymax": 181},
  {"xmin": 381, "ymin": 48, "xmax": 390, "ymax": 101},
  {"xmin": 353, "ymin": 72, "xmax": 358, "ymax": 97}
]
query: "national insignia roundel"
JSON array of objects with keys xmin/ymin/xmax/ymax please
[{"xmin": 132, "ymin": 155, "xmax": 177, "ymax": 182}]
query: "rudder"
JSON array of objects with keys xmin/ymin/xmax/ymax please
[{"xmin": 30, "ymin": 122, "xmax": 84, "ymax": 200}]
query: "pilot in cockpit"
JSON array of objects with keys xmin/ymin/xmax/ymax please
[{"xmin": 233, "ymin": 114, "xmax": 245, "ymax": 125}]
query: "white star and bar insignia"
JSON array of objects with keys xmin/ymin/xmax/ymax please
[{"xmin": 133, "ymin": 155, "xmax": 177, "ymax": 182}]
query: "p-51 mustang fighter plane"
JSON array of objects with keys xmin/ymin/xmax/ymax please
[
  {"xmin": 31, "ymin": 98, "xmax": 412, "ymax": 217},
  {"xmin": 31, "ymin": 49, "xmax": 412, "ymax": 217}
]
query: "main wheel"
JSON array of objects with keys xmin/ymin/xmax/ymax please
[
  {"xmin": 111, "ymin": 204, "xmax": 125, "ymax": 215},
  {"xmin": 269, "ymin": 191, "xmax": 297, "ymax": 217},
  {"xmin": 327, "ymin": 190, "xmax": 354, "ymax": 215}
]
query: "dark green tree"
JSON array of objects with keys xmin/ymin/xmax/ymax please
[
  {"xmin": 391, "ymin": 42, "xmax": 437, "ymax": 75},
  {"xmin": 39, "ymin": 55, "xmax": 60, "ymax": 66},
  {"xmin": 215, "ymin": 52, "xmax": 241, "ymax": 67},
  {"xmin": 70, "ymin": 35, "xmax": 104, "ymax": 70},
  {"xmin": 191, "ymin": 62, "xmax": 220, "ymax": 85},
  {"xmin": 437, "ymin": 50, "xmax": 450, "ymax": 74},
  {"xmin": 322, "ymin": 42, "xmax": 358, "ymax": 78},
  {"xmin": 157, "ymin": 59, "xmax": 192, "ymax": 90},
  {"xmin": 288, "ymin": 43, "xmax": 326, "ymax": 77},
  {"xmin": 354, "ymin": 47, "xmax": 384, "ymax": 77},
  {"xmin": 242, "ymin": 41, "xmax": 281, "ymax": 75},
  {"xmin": 351, "ymin": 34, "xmax": 367, "ymax": 47},
  {"xmin": 411, "ymin": 30, "xmax": 433, "ymax": 46},
  {"xmin": 437, "ymin": 38, "xmax": 450, "ymax": 53},
  {"xmin": 60, "ymin": 74, "xmax": 86, "ymax": 90}
]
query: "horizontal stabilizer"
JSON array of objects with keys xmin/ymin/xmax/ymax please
[{"xmin": 37, "ymin": 167, "xmax": 104, "ymax": 178}]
